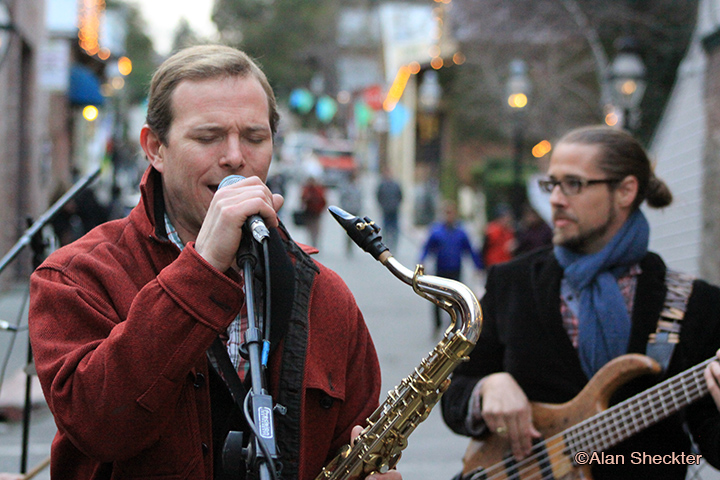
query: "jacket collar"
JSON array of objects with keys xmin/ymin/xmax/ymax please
[
  {"xmin": 137, "ymin": 165, "xmax": 170, "ymax": 242},
  {"xmin": 530, "ymin": 250, "xmax": 588, "ymax": 382}
]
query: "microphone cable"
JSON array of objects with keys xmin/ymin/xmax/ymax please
[{"xmin": 261, "ymin": 239, "xmax": 271, "ymax": 369}]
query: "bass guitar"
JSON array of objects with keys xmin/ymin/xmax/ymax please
[{"xmin": 461, "ymin": 353, "xmax": 715, "ymax": 480}]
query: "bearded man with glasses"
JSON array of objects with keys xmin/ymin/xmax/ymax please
[{"xmin": 442, "ymin": 125, "xmax": 720, "ymax": 480}]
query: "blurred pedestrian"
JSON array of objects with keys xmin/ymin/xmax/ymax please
[
  {"xmin": 301, "ymin": 175, "xmax": 327, "ymax": 248},
  {"xmin": 107, "ymin": 184, "xmax": 129, "ymax": 221},
  {"xmin": 419, "ymin": 200, "xmax": 483, "ymax": 332},
  {"xmin": 513, "ymin": 203, "xmax": 553, "ymax": 256},
  {"xmin": 266, "ymin": 171, "xmax": 287, "ymax": 197},
  {"xmin": 376, "ymin": 167, "xmax": 403, "ymax": 252},
  {"xmin": 50, "ymin": 181, "xmax": 110, "ymax": 246},
  {"xmin": 266, "ymin": 172, "xmax": 288, "ymax": 222},
  {"xmin": 481, "ymin": 204, "xmax": 515, "ymax": 267},
  {"xmin": 339, "ymin": 170, "xmax": 363, "ymax": 256}
]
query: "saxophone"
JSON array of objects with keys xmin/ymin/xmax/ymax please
[{"xmin": 316, "ymin": 207, "xmax": 483, "ymax": 480}]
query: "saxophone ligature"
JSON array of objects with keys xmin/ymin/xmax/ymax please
[{"xmin": 316, "ymin": 206, "xmax": 483, "ymax": 480}]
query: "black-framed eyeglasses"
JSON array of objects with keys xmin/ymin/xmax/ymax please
[{"xmin": 537, "ymin": 177, "xmax": 620, "ymax": 196}]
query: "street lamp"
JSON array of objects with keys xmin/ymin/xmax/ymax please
[
  {"xmin": 506, "ymin": 59, "xmax": 530, "ymax": 221},
  {"xmin": 609, "ymin": 37, "xmax": 646, "ymax": 131},
  {"xmin": 0, "ymin": 0, "xmax": 14, "ymax": 69}
]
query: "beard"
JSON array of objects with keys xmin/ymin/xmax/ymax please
[{"xmin": 553, "ymin": 205, "xmax": 617, "ymax": 253}]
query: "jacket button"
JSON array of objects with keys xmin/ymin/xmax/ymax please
[
  {"xmin": 202, "ymin": 442, "xmax": 209, "ymax": 456},
  {"xmin": 319, "ymin": 394, "xmax": 334, "ymax": 409},
  {"xmin": 193, "ymin": 373, "xmax": 205, "ymax": 389}
]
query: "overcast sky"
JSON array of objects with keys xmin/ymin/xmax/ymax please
[{"xmin": 129, "ymin": 0, "xmax": 217, "ymax": 55}]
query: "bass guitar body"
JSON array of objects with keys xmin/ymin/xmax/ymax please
[{"xmin": 461, "ymin": 354, "xmax": 661, "ymax": 480}]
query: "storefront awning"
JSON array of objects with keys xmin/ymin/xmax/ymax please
[{"xmin": 69, "ymin": 64, "xmax": 104, "ymax": 106}]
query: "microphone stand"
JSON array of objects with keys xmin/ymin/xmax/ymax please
[
  {"xmin": 0, "ymin": 166, "xmax": 101, "ymax": 473},
  {"xmin": 236, "ymin": 232, "xmax": 278, "ymax": 480},
  {"xmin": 0, "ymin": 167, "xmax": 101, "ymax": 275}
]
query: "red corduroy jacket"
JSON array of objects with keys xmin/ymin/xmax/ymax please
[{"xmin": 29, "ymin": 167, "xmax": 381, "ymax": 479}]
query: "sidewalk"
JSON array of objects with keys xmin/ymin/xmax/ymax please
[{"xmin": 0, "ymin": 286, "xmax": 53, "ymax": 479}]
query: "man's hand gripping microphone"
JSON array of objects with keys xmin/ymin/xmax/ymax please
[{"xmin": 218, "ymin": 175, "xmax": 271, "ymax": 243}]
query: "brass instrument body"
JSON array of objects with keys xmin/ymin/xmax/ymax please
[{"xmin": 317, "ymin": 207, "xmax": 483, "ymax": 480}]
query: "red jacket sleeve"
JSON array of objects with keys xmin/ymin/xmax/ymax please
[{"xmin": 29, "ymin": 244, "xmax": 242, "ymax": 461}]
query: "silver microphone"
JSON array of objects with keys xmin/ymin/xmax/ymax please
[{"xmin": 217, "ymin": 175, "xmax": 271, "ymax": 242}]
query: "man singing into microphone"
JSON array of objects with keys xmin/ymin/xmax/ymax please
[{"xmin": 29, "ymin": 45, "xmax": 400, "ymax": 480}]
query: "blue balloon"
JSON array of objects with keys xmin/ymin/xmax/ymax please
[
  {"xmin": 289, "ymin": 88, "xmax": 315, "ymax": 114},
  {"xmin": 315, "ymin": 95, "xmax": 337, "ymax": 123}
]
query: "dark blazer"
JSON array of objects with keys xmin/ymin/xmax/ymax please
[{"xmin": 442, "ymin": 246, "xmax": 720, "ymax": 479}]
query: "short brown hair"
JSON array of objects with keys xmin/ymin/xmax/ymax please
[
  {"xmin": 557, "ymin": 125, "xmax": 672, "ymax": 210},
  {"xmin": 145, "ymin": 45, "xmax": 280, "ymax": 145}
]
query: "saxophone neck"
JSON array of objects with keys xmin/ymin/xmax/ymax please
[
  {"xmin": 382, "ymin": 255, "xmax": 482, "ymax": 344},
  {"xmin": 329, "ymin": 205, "xmax": 482, "ymax": 344}
]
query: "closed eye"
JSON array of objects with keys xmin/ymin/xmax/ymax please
[
  {"xmin": 247, "ymin": 136, "xmax": 269, "ymax": 144},
  {"xmin": 196, "ymin": 134, "xmax": 221, "ymax": 144}
]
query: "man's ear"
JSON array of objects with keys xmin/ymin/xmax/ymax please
[
  {"xmin": 140, "ymin": 125, "xmax": 165, "ymax": 173},
  {"xmin": 615, "ymin": 175, "xmax": 639, "ymax": 209}
]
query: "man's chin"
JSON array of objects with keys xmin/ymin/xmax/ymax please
[
  {"xmin": 552, "ymin": 228, "xmax": 568, "ymax": 246},
  {"xmin": 553, "ymin": 231, "xmax": 583, "ymax": 251}
]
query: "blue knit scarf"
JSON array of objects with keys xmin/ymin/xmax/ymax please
[{"xmin": 554, "ymin": 210, "xmax": 649, "ymax": 378}]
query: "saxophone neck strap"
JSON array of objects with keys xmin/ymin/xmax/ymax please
[
  {"xmin": 645, "ymin": 269, "xmax": 695, "ymax": 373},
  {"xmin": 207, "ymin": 336, "xmax": 247, "ymax": 408}
]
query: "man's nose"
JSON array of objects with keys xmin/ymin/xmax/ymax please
[
  {"xmin": 549, "ymin": 183, "xmax": 568, "ymax": 205},
  {"xmin": 219, "ymin": 136, "xmax": 244, "ymax": 169}
]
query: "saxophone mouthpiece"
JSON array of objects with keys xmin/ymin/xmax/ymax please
[{"xmin": 328, "ymin": 206, "xmax": 389, "ymax": 260}]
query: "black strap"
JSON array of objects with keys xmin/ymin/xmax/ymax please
[
  {"xmin": 208, "ymin": 337, "xmax": 247, "ymax": 408},
  {"xmin": 267, "ymin": 226, "xmax": 295, "ymax": 351},
  {"xmin": 206, "ymin": 227, "xmax": 295, "ymax": 406}
]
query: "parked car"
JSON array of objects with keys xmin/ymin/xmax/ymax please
[{"xmin": 315, "ymin": 139, "xmax": 357, "ymax": 187}]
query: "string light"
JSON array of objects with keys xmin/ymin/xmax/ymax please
[
  {"xmin": 83, "ymin": 105, "xmax": 99, "ymax": 121},
  {"xmin": 532, "ymin": 140, "xmax": 552, "ymax": 158},
  {"xmin": 78, "ymin": 0, "xmax": 106, "ymax": 56},
  {"xmin": 381, "ymin": 0, "xmax": 462, "ymax": 110},
  {"xmin": 605, "ymin": 111, "xmax": 619, "ymax": 127},
  {"xmin": 383, "ymin": 65, "xmax": 412, "ymax": 112},
  {"xmin": 117, "ymin": 56, "xmax": 132, "ymax": 76},
  {"xmin": 428, "ymin": 0, "xmax": 459, "ymax": 71}
]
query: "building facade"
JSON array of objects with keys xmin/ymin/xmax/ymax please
[
  {"xmin": 0, "ymin": 0, "xmax": 50, "ymax": 282},
  {"xmin": 646, "ymin": 0, "xmax": 720, "ymax": 286}
]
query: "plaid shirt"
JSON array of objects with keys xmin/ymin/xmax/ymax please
[
  {"xmin": 560, "ymin": 264, "xmax": 641, "ymax": 348},
  {"xmin": 165, "ymin": 215, "xmax": 248, "ymax": 379}
]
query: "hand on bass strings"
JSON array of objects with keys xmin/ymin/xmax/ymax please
[
  {"xmin": 475, "ymin": 372, "xmax": 541, "ymax": 460},
  {"xmin": 704, "ymin": 348, "xmax": 720, "ymax": 411}
]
